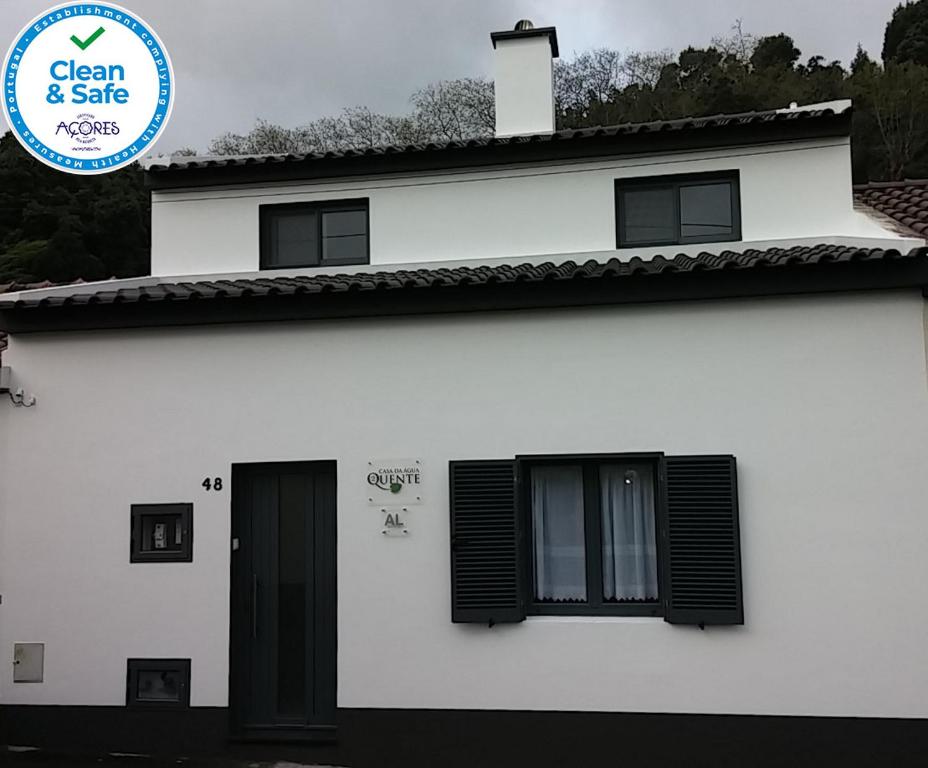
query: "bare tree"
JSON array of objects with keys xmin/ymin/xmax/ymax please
[
  {"xmin": 207, "ymin": 78, "xmax": 495, "ymax": 156},
  {"xmin": 410, "ymin": 78, "xmax": 495, "ymax": 141},
  {"xmin": 294, "ymin": 115, "xmax": 352, "ymax": 154},
  {"xmin": 555, "ymin": 48, "xmax": 622, "ymax": 115},
  {"xmin": 208, "ymin": 119, "xmax": 302, "ymax": 155},
  {"xmin": 711, "ymin": 19, "xmax": 758, "ymax": 62},
  {"xmin": 619, "ymin": 49, "xmax": 674, "ymax": 88},
  {"xmin": 861, "ymin": 62, "xmax": 928, "ymax": 179}
]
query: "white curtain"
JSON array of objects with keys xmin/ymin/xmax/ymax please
[
  {"xmin": 532, "ymin": 465, "xmax": 587, "ymax": 602},
  {"xmin": 600, "ymin": 464, "xmax": 658, "ymax": 601}
]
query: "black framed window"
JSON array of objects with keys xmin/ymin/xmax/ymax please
[
  {"xmin": 520, "ymin": 454, "xmax": 662, "ymax": 617},
  {"xmin": 260, "ymin": 199, "xmax": 369, "ymax": 269},
  {"xmin": 130, "ymin": 503, "xmax": 192, "ymax": 563},
  {"xmin": 126, "ymin": 658, "xmax": 190, "ymax": 708},
  {"xmin": 450, "ymin": 454, "xmax": 743, "ymax": 627},
  {"xmin": 616, "ymin": 172, "xmax": 741, "ymax": 247}
]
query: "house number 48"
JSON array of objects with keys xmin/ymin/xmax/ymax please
[{"xmin": 202, "ymin": 477, "xmax": 223, "ymax": 491}]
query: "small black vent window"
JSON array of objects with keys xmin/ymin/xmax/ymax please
[
  {"xmin": 616, "ymin": 172, "xmax": 741, "ymax": 247},
  {"xmin": 260, "ymin": 200, "xmax": 369, "ymax": 269},
  {"xmin": 126, "ymin": 658, "xmax": 190, "ymax": 708},
  {"xmin": 130, "ymin": 503, "xmax": 192, "ymax": 563}
]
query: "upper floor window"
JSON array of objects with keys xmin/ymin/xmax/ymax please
[
  {"xmin": 260, "ymin": 199, "xmax": 369, "ymax": 269},
  {"xmin": 615, "ymin": 172, "xmax": 740, "ymax": 248}
]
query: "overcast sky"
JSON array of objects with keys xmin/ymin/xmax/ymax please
[{"xmin": 1, "ymin": 0, "xmax": 901, "ymax": 152}]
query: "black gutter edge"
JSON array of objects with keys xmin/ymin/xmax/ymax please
[{"xmin": 2, "ymin": 257, "xmax": 926, "ymax": 335}]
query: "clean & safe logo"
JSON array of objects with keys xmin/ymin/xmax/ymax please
[{"xmin": 2, "ymin": 2, "xmax": 174, "ymax": 174}]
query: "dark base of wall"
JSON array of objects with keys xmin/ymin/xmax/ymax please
[{"xmin": 3, "ymin": 705, "xmax": 927, "ymax": 768}]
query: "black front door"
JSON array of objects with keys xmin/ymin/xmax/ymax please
[{"xmin": 230, "ymin": 462, "xmax": 336, "ymax": 740}]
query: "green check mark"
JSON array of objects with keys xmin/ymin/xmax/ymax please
[{"xmin": 70, "ymin": 26, "xmax": 105, "ymax": 51}]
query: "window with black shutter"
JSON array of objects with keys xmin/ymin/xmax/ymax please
[{"xmin": 449, "ymin": 453, "xmax": 742, "ymax": 627}]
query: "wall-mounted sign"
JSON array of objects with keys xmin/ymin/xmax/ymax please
[
  {"xmin": 381, "ymin": 508, "xmax": 408, "ymax": 536},
  {"xmin": 366, "ymin": 459, "xmax": 422, "ymax": 506}
]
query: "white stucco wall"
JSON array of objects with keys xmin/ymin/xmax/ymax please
[
  {"xmin": 493, "ymin": 35, "xmax": 555, "ymax": 137},
  {"xmin": 1, "ymin": 291, "xmax": 927, "ymax": 717},
  {"xmin": 149, "ymin": 138, "xmax": 902, "ymax": 278}
]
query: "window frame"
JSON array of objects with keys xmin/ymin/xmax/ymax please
[
  {"xmin": 516, "ymin": 452, "xmax": 666, "ymax": 617},
  {"xmin": 259, "ymin": 199, "xmax": 371, "ymax": 270},
  {"xmin": 126, "ymin": 658, "xmax": 191, "ymax": 709},
  {"xmin": 130, "ymin": 503, "xmax": 193, "ymax": 563},
  {"xmin": 615, "ymin": 171, "xmax": 741, "ymax": 248}
]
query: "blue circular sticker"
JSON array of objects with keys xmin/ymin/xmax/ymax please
[{"xmin": 2, "ymin": 2, "xmax": 174, "ymax": 174}]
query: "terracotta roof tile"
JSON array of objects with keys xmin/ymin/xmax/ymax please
[{"xmin": 854, "ymin": 180, "xmax": 928, "ymax": 237}]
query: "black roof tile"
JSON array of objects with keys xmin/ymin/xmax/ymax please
[
  {"xmin": 1, "ymin": 243, "xmax": 926, "ymax": 324},
  {"xmin": 145, "ymin": 106, "xmax": 852, "ymax": 189}
]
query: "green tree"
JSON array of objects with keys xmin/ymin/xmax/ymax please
[
  {"xmin": 0, "ymin": 132, "xmax": 150, "ymax": 284},
  {"xmin": 750, "ymin": 33, "xmax": 801, "ymax": 70},
  {"xmin": 883, "ymin": 0, "xmax": 928, "ymax": 65}
]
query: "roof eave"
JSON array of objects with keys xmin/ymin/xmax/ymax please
[
  {"xmin": 2, "ymin": 247, "xmax": 926, "ymax": 336},
  {"xmin": 144, "ymin": 111, "xmax": 852, "ymax": 191}
]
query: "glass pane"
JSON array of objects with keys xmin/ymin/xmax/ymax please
[
  {"xmin": 621, "ymin": 186, "xmax": 676, "ymax": 244},
  {"xmin": 141, "ymin": 514, "xmax": 180, "ymax": 552},
  {"xmin": 600, "ymin": 464, "xmax": 658, "ymax": 602},
  {"xmin": 322, "ymin": 234, "xmax": 367, "ymax": 264},
  {"xmin": 270, "ymin": 211, "xmax": 318, "ymax": 267},
  {"xmin": 531, "ymin": 466, "xmax": 586, "ymax": 602},
  {"xmin": 277, "ymin": 474, "xmax": 306, "ymax": 716},
  {"xmin": 137, "ymin": 669, "xmax": 181, "ymax": 701},
  {"xmin": 322, "ymin": 209, "xmax": 366, "ymax": 237},
  {"xmin": 680, "ymin": 182, "xmax": 734, "ymax": 240}
]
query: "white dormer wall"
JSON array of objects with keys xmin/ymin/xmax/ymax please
[{"xmin": 149, "ymin": 136, "xmax": 907, "ymax": 279}]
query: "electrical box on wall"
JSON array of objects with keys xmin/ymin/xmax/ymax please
[{"xmin": 13, "ymin": 643, "xmax": 44, "ymax": 683}]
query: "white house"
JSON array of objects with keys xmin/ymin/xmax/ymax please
[{"xmin": 1, "ymin": 20, "xmax": 927, "ymax": 768}]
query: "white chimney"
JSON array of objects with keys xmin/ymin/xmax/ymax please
[{"xmin": 491, "ymin": 20, "xmax": 559, "ymax": 138}]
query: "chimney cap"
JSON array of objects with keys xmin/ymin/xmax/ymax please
[{"xmin": 490, "ymin": 22, "xmax": 559, "ymax": 58}]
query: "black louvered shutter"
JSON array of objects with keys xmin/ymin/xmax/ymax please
[
  {"xmin": 449, "ymin": 460, "xmax": 524, "ymax": 624},
  {"xmin": 662, "ymin": 455, "xmax": 743, "ymax": 626}
]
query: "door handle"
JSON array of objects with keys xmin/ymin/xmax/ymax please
[{"xmin": 252, "ymin": 573, "xmax": 258, "ymax": 639}]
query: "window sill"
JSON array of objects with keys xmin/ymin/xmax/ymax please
[{"xmin": 525, "ymin": 614, "xmax": 663, "ymax": 625}]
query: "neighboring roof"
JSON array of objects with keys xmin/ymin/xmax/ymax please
[
  {"xmin": 144, "ymin": 104, "xmax": 852, "ymax": 190},
  {"xmin": 2, "ymin": 244, "xmax": 926, "ymax": 335},
  {"xmin": 854, "ymin": 180, "xmax": 928, "ymax": 239},
  {"xmin": 0, "ymin": 280, "xmax": 83, "ymax": 294}
]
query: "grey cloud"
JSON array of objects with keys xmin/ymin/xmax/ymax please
[{"xmin": 1, "ymin": 0, "xmax": 901, "ymax": 152}]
